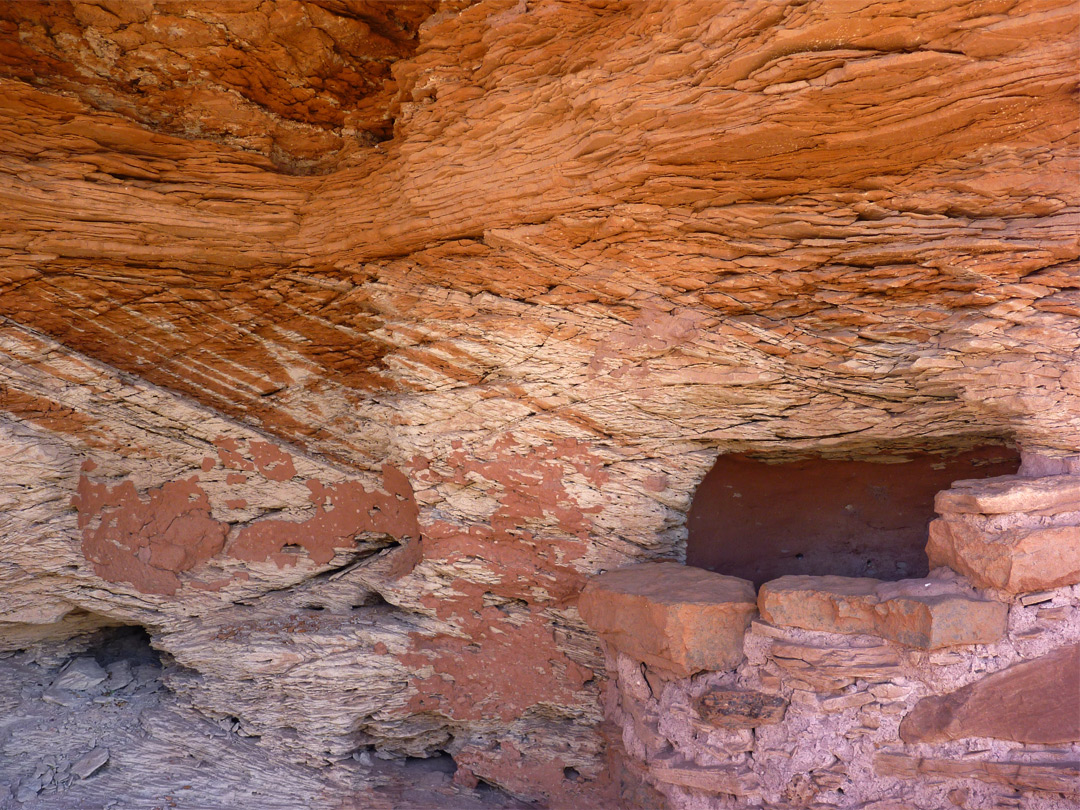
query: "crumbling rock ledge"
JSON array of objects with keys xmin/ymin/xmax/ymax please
[{"xmin": 0, "ymin": 0, "xmax": 1078, "ymax": 806}]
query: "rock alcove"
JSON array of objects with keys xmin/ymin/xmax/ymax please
[
  {"xmin": 686, "ymin": 443, "xmax": 1022, "ymax": 585},
  {"xmin": 0, "ymin": 0, "xmax": 1077, "ymax": 808}
]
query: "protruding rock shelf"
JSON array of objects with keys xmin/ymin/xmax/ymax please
[
  {"xmin": 929, "ymin": 474, "xmax": 1080, "ymax": 593},
  {"xmin": 900, "ymin": 642, "xmax": 1080, "ymax": 744},
  {"xmin": 758, "ymin": 575, "xmax": 1008, "ymax": 649},
  {"xmin": 935, "ymin": 475, "xmax": 1080, "ymax": 515},
  {"xmin": 577, "ymin": 562, "xmax": 757, "ymax": 677}
]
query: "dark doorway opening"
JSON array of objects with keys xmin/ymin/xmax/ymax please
[{"xmin": 686, "ymin": 444, "xmax": 1020, "ymax": 586}]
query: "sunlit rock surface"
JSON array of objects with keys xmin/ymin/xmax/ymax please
[{"xmin": 0, "ymin": 0, "xmax": 1077, "ymax": 806}]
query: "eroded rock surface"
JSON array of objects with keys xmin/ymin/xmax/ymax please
[
  {"xmin": 757, "ymin": 574, "xmax": 1008, "ymax": 649},
  {"xmin": 0, "ymin": 0, "xmax": 1078, "ymax": 805},
  {"xmin": 0, "ymin": 0, "xmax": 440, "ymax": 171},
  {"xmin": 579, "ymin": 562, "xmax": 757, "ymax": 677}
]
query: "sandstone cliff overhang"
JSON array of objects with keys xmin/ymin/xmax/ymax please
[{"xmin": 0, "ymin": 0, "xmax": 1077, "ymax": 806}]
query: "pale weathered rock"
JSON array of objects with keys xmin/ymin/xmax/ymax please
[
  {"xmin": 874, "ymin": 752, "xmax": 1080, "ymax": 795},
  {"xmin": 927, "ymin": 518, "xmax": 1080, "ymax": 593},
  {"xmin": 1019, "ymin": 451, "xmax": 1080, "ymax": 477},
  {"xmin": 935, "ymin": 474, "xmax": 1080, "ymax": 515},
  {"xmin": 899, "ymin": 643, "xmax": 1080, "ymax": 744},
  {"xmin": 758, "ymin": 575, "xmax": 1007, "ymax": 648},
  {"xmin": 71, "ymin": 748, "xmax": 109, "ymax": 780},
  {"xmin": 53, "ymin": 657, "xmax": 107, "ymax": 692},
  {"xmin": 648, "ymin": 756, "xmax": 761, "ymax": 796},
  {"xmin": 578, "ymin": 563, "xmax": 757, "ymax": 677},
  {"xmin": 768, "ymin": 640, "xmax": 903, "ymax": 692},
  {"xmin": 817, "ymin": 691, "xmax": 877, "ymax": 714}
]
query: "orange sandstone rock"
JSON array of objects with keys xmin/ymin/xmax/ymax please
[
  {"xmin": 758, "ymin": 575, "xmax": 1007, "ymax": 648},
  {"xmin": 935, "ymin": 474, "xmax": 1080, "ymax": 515},
  {"xmin": 578, "ymin": 563, "xmax": 757, "ymax": 677},
  {"xmin": 899, "ymin": 643, "xmax": 1080, "ymax": 745},
  {"xmin": 927, "ymin": 519, "xmax": 1080, "ymax": 593},
  {"xmin": 928, "ymin": 474, "xmax": 1080, "ymax": 593}
]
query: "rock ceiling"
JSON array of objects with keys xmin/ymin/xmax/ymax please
[
  {"xmin": 0, "ymin": 0, "xmax": 1077, "ymax": 805},
  {"xmin": 0, "ymin": 0, "xmax": 441, "ymax": 170}
]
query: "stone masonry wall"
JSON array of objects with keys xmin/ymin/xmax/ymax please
[{"xmin": 585, "ymin": 471, "xmax": 1080, "ymax": 809}]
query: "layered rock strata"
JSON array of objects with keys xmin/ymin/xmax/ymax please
[{"xmin": 0, "ymin": 0, "xmax": 1078, "ymax": 805}]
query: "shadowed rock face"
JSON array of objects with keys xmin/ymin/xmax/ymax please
[
  {"xmin": 0, "ymin": 0, "xmax": 441, "ymax": 171},
  {"xmin": 686, "ymin": 447, "xmax": 1021, "ymax": 585},
  {"xmin": 0, "ymin": 0, "xmax": 1077, "ymax": 805}
]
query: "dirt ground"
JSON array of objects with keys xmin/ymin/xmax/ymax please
[{"xmin": 0, "ymin": 628, "xmax": 530, "ymax": 810}]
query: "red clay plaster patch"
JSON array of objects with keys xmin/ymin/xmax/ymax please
[
  {"xmin": 81, "ymin": 459, "xmax": 98, "ymax": 472},
  {"xmin": 248, "ymin": 439, "xmax": 297, "ymax": 481},
  {"xmin": 73, "ymin": 474, "xmax": 228, "ymax": 596},
  {"xmin": 454, "ymin": 739, "xmax": 587, "ymax": 803},
  {"xmin": 226, "ymin": 473, "xmax": 247, "ymax": 485},
  {"xmin": 229, "ymin": 465, "xmax": 420, "ymax": 567},
  {"xmin": 410, "ymin": 435, "xmax": 606, "ymax": 603},
  {"xmin": 644, "ymin": 474, "xmax": 668, "ymax": 492},
  {"xmin": 226, "ymin": 498, "xmax": 248, "ymax": 509},
  {"xmin": 215, "ymin": 436, "xmax": 256, "ymax": 472},
  {"xmin": 401, "ymin": 600, "xmax": 591, "ymax": 723},
  {"xmin": 201, "ymin": 456, "xmax": 216, "ymax": 472}
]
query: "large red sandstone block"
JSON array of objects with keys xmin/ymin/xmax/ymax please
[
  {"xmin": 928, "ymin": 474, "xmax": 1080, "ymax": 593},
  {"xmin": 900, "ymin": 643, "xmax": 1080, "ymax": 745},
  {"xmin": 927, "ymin": 519, "xmax": 1080, "ymax": 593},
  {"xmin": 757, "ymin": 575, "xmax": 1006, "ymax": 649},
  {"xmin": 577, "ymin": 563, "xmax": 756, "ymax": 678}
]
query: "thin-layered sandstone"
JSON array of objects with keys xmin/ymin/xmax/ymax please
[{"xmin": 0, "ymin": 0, "xmax": 1077, "ymax": 806}]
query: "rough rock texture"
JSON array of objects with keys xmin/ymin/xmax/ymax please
[
  {"xmin": 579, "ymin": 563, "xmax": 757, "ymax": 678},
  {"xmin": 899, "ymin": 642, "xmax": 1080, "ymax": 744},
  {"xmin": 0, "ymin": 0, "xmax": 1078, "ymax": 805},
  {"xmin": 929, "ymin": 475, "xmax": 1080, "ymax": 593},
  {"xmin": 936, "ymin": 475, "xmax": 1080, "ymax": 515},
  {"xmin": 873, "ymin": 752, "xmax": 1080, "ymax": 794},
  {"xmin": 0, "ymin": 0, "xmax": 441, "ymax": 171},
  {"xmin": 0, "ymin": 322, "xmax": 607, "ymax": 805},
  {"xmin": 758, "ymin": 574, "xmax": 1008, "ymax": 648},
  {"xmin": 604, "ymin": 580, "xmax": 1080, "ymax": 809},
  {"xmin": 0, "ymin": 628, "xmax": 528, "ymax": 810}
]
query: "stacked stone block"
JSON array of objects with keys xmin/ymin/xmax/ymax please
[{"xmin": 579, "ymin": 473, "xmax": 1080, "ymax": 809}]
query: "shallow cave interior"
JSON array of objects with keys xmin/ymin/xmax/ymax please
[
  {"xmin": 0, "ymin": 0, "xmax": 1077, "ymax": 808},
  {"xmin": 686, "ymin": 442, "xmax": 1022, "ymax": 586}
]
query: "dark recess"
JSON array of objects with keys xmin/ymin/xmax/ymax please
[{"xmin": 686, "ymin": 444, "xmax": 1020, "ymax": 586}]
